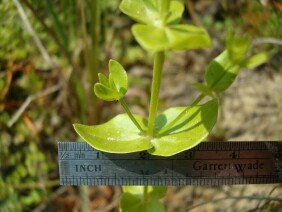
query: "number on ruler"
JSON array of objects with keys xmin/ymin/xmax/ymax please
[
  {"xmin": 60, "ymin": 152, "xmax": 69, "ymax": 159},
  {"xmin": 185, "ymin": 151, "xmax": 194, "ymax": 159},
  {"xmin": 230, "ymin": 151, "xmax": 239, "ymax": 159}
]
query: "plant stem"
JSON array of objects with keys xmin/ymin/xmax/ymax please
[
  {"xmin": 119, "ymin": 98, "xmax": 144, "ymax": 132},
  {"xmin": 78, "ymin": 1, "xmax": 101, "ymax": 212},
  {"xmin": 143, "ymin": 186, "xmax": 149, "ymax": 201},
  {"xmin": 148, "ymin": 51, "xmax": 165, "ymax": 137},
  {"xmin": 158, "ymin": 93, "xmax": 206, "ymax": 135},
  {"xmin": 89, "ymin": 0, "xmax": 101, "ymax": 124},
  {"xmin": 79, "ymin": 185, "xmax": 89, "ymax": 212}
]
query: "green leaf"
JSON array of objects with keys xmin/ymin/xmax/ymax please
[
  {"xmin": 204, "ymin": 34, "xmax": 252, "ymax": 92},
  {"xmin": 120, "ymin": 193, "xmax": 143, "ymax": 212},
  {"xmin": 132, "ymin": 24, "xmax": 168, "ymax": 50},
  {"xmin": 241, "ymin": 49, "xmax": 277, "ymax": 69},
  {"xmin": 108, "ymin": 73, "xmax": 116, "ymax": 90},
  {"xmin": 109, "ymin": 59, "xmax": 128, "ymax": 95},
  {"xmin": 122, "ymin": 186, "xmax": 144, "ymax": 195},
  {"xmin": 120, "ymin": 193, "xmax": 165, "ymax": 212},
  {"xmin": 119, "ymin": 0, "xmax": 184, "ymax": 26},
  {"xmin": 132, "ymin": 24, "xmax": 211, "ymax": 51},
  {"xmin": 120, "ymin": 0, "xmax": 210, "ymax": 51},
  {"xmin": 205, "ymin": 51, "xmax": 241, "ymax": 92},
  {"xmin": 120, "ymin": 0, "xmax": 159, "ymax": 25},
  {"xmin": 149, "ymin": 99, "xmax": 218, "ymax": 156},
  {"xmin": 73, "ymin": 114, "xmax": 153, "ymax": 153},
  {"xmin": 123, "ymin": 186, "xmax": 167, "ymax": 199},
  {"xmin": 120, "ymin": 186, "xmax": 167, "ymax": 212},
  {"xmin": 226, "ymin": 32, "xmax": 250, "ymax": 63},
  {"xmin": 147, "ymin": 186, "xmax": 167, "ymax": 199},
  {"xmin": 165, "ymin": 1, "xmax": 184, "ymax": 25},
  {"xmin": 98, "ymin": 73, "xmax": 109, "ymax": 87},
  {"xmin": 94, "ymin": 83, "xmax": 120, "ymax": 101},
  {"xmin": 94, "ymin": 60, "xmax": 128, "ymax": 101},
  {"xmin": 166, "ymin": 25, "xmax": 211, "ymax": 50}
]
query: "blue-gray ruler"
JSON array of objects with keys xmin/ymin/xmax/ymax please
[{"xmin": 58, "ymin": 141, "xmax": 282, "ymax": 186}]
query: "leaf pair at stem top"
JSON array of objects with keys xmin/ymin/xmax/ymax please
[{"xmin": 120, "ymin": 0, "xmax": 211, "ymax": 51}]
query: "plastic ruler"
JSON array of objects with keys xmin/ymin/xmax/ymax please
[{"xmin": 58, "ymin": 141, "xmax": 282, "ymax": 185}]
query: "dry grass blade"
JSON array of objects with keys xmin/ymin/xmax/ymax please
[{"xmin": 12, "ymin": 0, "xmax": 52, "ymax": 65}]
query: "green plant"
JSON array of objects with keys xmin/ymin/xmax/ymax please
[
  {"xmin": 73, "ymin": 0, "xmax": 270, "ymax": 211},
  {"xmin": 73, "ymin": 0, "xmax": 254, "ymax": 156},
  {"xmin": 74, "ymin": 0, "xmax": 215, "ymax": 156}
]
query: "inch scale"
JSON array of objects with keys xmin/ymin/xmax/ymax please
[{"xmin": 58, "ymin": 141, "xmax": 282, "ymax": 186}]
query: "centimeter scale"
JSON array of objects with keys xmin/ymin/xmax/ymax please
[{"xmin": 58, "ymin": 141, "xmax": 282, "ymax": 186}]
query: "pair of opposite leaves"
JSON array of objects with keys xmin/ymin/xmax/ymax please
[{"xmin": 73, "ymin": 57, "xmax": 219, "ymax": 156}]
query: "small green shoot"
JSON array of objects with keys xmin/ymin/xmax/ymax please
[{"xmin": 94, "ymin": 59, "xmax": 128, "ymax": 101}]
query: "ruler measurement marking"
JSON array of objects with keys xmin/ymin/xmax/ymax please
[
  {"xmin": 57, "ymin": 148, "xmax": 272, "ymax": 153},
  {"xmin": 59, "ymin": 152, "xmax": 275, "ymax": 159},
  {"xmin": 56, "ymin": 157, "xmax": 275, "ymax": 161},
  {"xmin": 59, "ymin": 145, "xmax": 271, "ymax": 151},
  {"xmin": 59, "ymin": 175, "xmax": 282, "ymax": 186},
  {"xmin": 58, "ymin": 155, "xmax": 275, "ymax": 160},
  {"xmin": 58, "ymin": 141, "xmax": 282, "ymax": 185}
]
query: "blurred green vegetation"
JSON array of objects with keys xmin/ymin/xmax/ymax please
[
  {"xmin": 0, "ymin": 0, "xmax": 45, "ymax": 61},
  {"xmin": 0, "ymin": 0, "xmax": 281, "ymax": 211}
]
